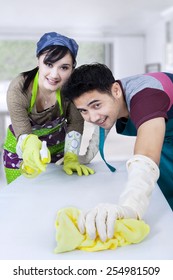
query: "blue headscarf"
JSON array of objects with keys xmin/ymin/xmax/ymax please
[{"xmin": 36, "ymin": 32, "xmax": 78, "ymax": 58}]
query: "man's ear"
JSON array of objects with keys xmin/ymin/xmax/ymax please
[{"xmin": 111, "ymin": 82, "xmax": 122, "ymax": 99}]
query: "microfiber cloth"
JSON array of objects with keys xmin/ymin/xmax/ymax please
[{"xmin": 54, "ymin": 207, "xmax": 150, "ymax": 253}]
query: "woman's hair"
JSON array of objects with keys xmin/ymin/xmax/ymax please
[
  {"xmin": 62, "ymin": 63, "xmax": 116, "ymax": 101},
  {"xmin": 22, "ymin": 45, "xmax": 76, "ymax": 92}
]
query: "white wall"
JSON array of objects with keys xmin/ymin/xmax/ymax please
[
  {"xmin": 145, "ymin": 19, "xmax": 166, "ymax": 70},
  {"xmin": 112, "ymin": 36, "xmax": 145, "ymax": 78}
]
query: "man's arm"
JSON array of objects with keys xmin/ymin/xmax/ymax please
[
  {"xmin": 77, "ymin": 117, "xmax": 164, "ymax": 241},
  {"xmin": 134, "ymin": 117, "xmax": 165, "ymax": 164}
]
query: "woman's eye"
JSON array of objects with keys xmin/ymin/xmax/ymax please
[
  {"xmin": 46, "ymin": 63, "xmax": 53, "ymax": 68},
  {"xmin": 61, "ymin": 66, "xmax": 69, "ymax": 70}
]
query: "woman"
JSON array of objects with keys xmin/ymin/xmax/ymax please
[{"xmin": 3, "ymin": 32, "xmax": 94, "ymax": 184}]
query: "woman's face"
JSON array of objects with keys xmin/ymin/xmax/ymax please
[{"xmin": 38, "ymin": 52, "xmax": 73, "ymax": 92}]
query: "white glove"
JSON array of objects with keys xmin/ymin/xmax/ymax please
[
  {"xmin": 78, "ymin": 154, "xmax": 160, "ymax": 242},
  {"xmin": 78, "ymin": 126, "xmax": 110, "ymax": 164},
  {"xmin": 78, "ymin": 203, "xmax": 137, "ymax": 242},
  {"xmin": 120, "ymin": 154, "xmax": 160, "ymax": 218}
]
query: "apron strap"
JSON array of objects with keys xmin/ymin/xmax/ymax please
[
  {"xmin": 56, "ymin": 88, "xmax": 63, "ymax": 115},
  {"xmin": 99, "ymin": 127, "xmax": 116, "ymax": 172}
]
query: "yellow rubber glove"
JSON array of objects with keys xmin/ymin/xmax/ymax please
[
  {"xmin": 63, "ymin": 152, "xmax": 95, "ymax": 176},
  {"xmin": 21, "ymin": 135, "xmax": 51, "ymax": 177}
]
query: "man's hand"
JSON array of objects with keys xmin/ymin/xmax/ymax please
[
  {"xmin": 77, "ymin": 155, "xmax": 159, "ymax": 242},
  {"xmin": 78, "ymin": 203, "xmax": 137, "ymax": 242}
]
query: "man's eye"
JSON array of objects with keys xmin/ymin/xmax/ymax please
[
  {"xmin": 94, "ymin": 103, "xmax": 101, "ymax": 109},
  {"xmin": 78, "ymin": 109, "xmax": 86, "ymax": 114}
]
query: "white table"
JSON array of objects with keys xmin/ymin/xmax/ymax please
[{"xmin": 0, "ymin": 160, "xmax": 172, "ymax": 260}]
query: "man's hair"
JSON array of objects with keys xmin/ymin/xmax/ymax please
[{"xmin": 62, "ymin": 63, "xmax": 115, "ymax": 101}]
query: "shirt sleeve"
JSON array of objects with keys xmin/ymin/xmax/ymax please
[
  {"xmin": 65, "ymin": 100, "xmax": 84, "ymax": 135},
  {"xmin": 130, "ymin": 88, "xmax": 170, "ymax": 129},
  {"xmin": 7, "ymin": 75, "xmax": 32, "ymax": 139}
]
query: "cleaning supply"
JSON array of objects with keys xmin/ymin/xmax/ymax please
[
  {"xmin": 54, "ymin": 207, "xmax": 150, "ymax": 253},
  {"xmin": 20, "ymin": 137, "xmax": 50, "ymax": 178},
  {"xmin": 77, "ymin": 155, "xmax": 159, "ymax": 241}
]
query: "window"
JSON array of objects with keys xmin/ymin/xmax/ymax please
[
  {"xmin": 0, "ymin": 40, "xmax": 107, "ymax": 82},
  {"xmin": 0, "ymin": 40, "xmax": 36, "ymax": 80}
]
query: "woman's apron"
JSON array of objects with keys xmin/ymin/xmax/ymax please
[{"xmin": 3, "ymin": 72, "xmax": 67, "ymax": 184}]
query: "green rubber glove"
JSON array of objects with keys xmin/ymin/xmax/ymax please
[
  {"xmin": 63, "ymin": 152, "xmax": 95, "ymax": 176},
  {"xmin": 21, "ymin": 134, "xmax": 51, "ymax": 175}
]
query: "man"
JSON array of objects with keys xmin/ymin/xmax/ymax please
[{"xmin": 62, "ymin": 63, "xmax": 173, "ymax": 242}]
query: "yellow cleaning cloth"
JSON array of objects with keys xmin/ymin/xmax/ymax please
[{"xmin": 54, "ymin": 207, "xmax": 150, "ymax": 253}]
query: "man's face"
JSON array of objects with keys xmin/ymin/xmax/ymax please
[{"xmin": 73, "ymin": 89, "xmax": 121, "ymax": 130}]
